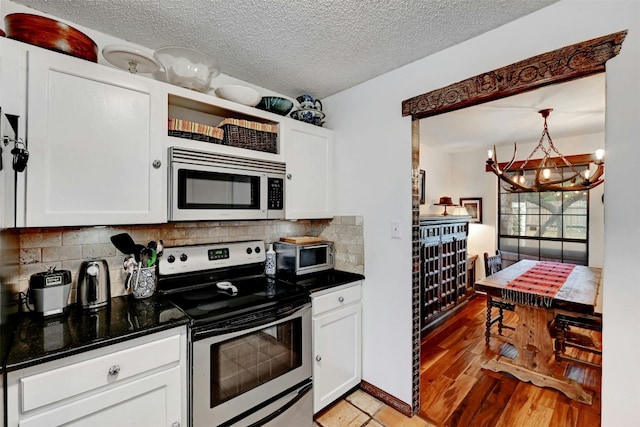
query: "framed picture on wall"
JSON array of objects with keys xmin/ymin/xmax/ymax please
[
  {"xmin": 419, "ymin": 170, "xmax": 426, "ymax": 205},
  {"xmin": 459, "ymin": 197, "xmax": 482, "ymax": 223}
]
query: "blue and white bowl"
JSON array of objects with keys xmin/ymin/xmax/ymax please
[{"xmin": 290, "ymin": 108, "xmax": 325, "ymax": 126}]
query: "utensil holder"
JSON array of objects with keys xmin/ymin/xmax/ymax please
[{"xmin": 131, "ymin": 267, "xmax": 156, "ymax": 299}]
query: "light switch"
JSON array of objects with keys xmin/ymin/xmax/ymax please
[{"xmin": 391, "ymin": 220, "xmax": 401, "ymax": 239}]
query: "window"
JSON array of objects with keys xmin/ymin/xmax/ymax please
[{"xmin": 498, "ymin": 168, "xmax": 589, "ymax": 265}]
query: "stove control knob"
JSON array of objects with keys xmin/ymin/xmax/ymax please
[
  {"xmin": 246, "ymin": 247, "xmax": 253, "ymax": 254},
  {"xmin": 167, "ymin": 255, "xmax": 176, "ymax": 263},
  {"xmin": 255, "ymin": 246, "xmax": 261, "ymax": 254},
  {"xmin": 180, "ymin": 253, "xmax": 188, "ymax": 262}
]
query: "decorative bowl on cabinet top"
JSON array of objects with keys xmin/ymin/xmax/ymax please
[
  {"xmin": 296, "ymin": 94, "xmax": 323, "ymax": 111},
  {"xmin": 4, "ymin": 13, "xmax": 98, "ymax": 62},
  {"xmin": 290, "ymin": 108, "xmax": 325, "ymax": 126},
  {"xmin": 256, "ymin": 96, "xmax": 294, "ymax": 115},
  {"xmin": 154, "ymin": 46, "xmax": 220, "ymax": 92},
  {"xmin": 215, "ymin": 85, "xmax": 262, "ymax": 107}
]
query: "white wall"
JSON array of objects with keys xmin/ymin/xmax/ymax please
[
  {"xmin": 326, "ymin": 1, "xmax": 639, "ymax": 423},
  {"xmin": 419, "ymin": 144, "xmax": 453, "ymax": 216}
]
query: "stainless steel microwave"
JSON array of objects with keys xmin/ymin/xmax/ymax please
[
  {"xmin": 274, "ymin": 241, "xmax": 335, "ymax": 275},
  {"xmin": 169, "ymin": 147, "xmax": 285, "ymax": 221}
]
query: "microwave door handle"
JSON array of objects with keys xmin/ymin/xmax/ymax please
[{"xmin": 302, "ymin": 245, "xmax": 326, "ymax": 250}]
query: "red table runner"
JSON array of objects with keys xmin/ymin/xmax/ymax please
[{"xmin": 500, "ymin": 261, "xmax": 576, "ymax": 307}]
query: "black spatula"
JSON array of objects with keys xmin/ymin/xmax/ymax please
[{"xmin": 110, "ymin": 233, "xmax": 137, "ymax": 257}]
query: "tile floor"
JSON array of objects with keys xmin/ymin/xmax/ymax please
[{"xmin": 314, "ymin": 389, "xmax": 436, "ymax": 427}]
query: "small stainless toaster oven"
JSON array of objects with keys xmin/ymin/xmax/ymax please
[{"xmin": 273, "ymin": 241, "xmax": 335, "ymax": 275}]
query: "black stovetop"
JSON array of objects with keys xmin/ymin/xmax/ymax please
[
  {"xmin": 156, "ymin": 241, "xmax": 363, "ymax": 327},
  {"xmin": 161, "ymin": 272, "xmax": 309, "ymax": 326}
]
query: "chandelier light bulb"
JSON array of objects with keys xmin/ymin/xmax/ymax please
[
  {"xmin": 487, "ymin": 149, "xmax": 493, "ymax": 160},
  {"xmin": 583, "ymin": 168, "xmax": 591, "ymax": 180},
  {"xmin": 542, "ymin": 168, "xmax": 551, "ymax": 179},
  {"xmin": 595, "ymin": 148, "xmax": 604, "ymax": 161}
]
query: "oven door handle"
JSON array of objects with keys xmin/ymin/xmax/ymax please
[
  {"xmin": 192, "ymin": 302, "xmax": 311, "ymax": 340},
  {"xmin": 245, "ymin": 381, "xmax": 312, "ymax": 427}
]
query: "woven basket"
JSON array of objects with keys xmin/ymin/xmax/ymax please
[
  {"xmin": 168, "ymin": 118, "xmax": 224, "ymax": 144},
  {"xmin": 217, "ymin": 118, "xmax": 278, "ymax": 154}
]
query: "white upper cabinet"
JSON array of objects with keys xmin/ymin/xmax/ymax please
[
  {"xmin": 281, "ymin": 120, "xmax": 334, "ymax": 219},
  {"xmin": 20, "ymin": 45, "xmax": 165, "ymax": 227},
  {"xmin": 1, "ymin": 36, "xmax": 335, "ymax": 227}
]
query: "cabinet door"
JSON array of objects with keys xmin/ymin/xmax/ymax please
[
  {"xmin": 22, "ymin": 48, "xmax": 165, "ymax": 226},
  {"xmin": 18, "ymin": 366, "xmax": 183, "ymax": 427},
  {"xmin": 0, "ymin": 38, "xmax": 25, "ymax": 115},
  {"xmin": 313, "ymin": 302, "xmax": 361, "ymax": 413},
  {"xmin": 281, "ymin": 121, "xmax": 333, "ymax": 219}
]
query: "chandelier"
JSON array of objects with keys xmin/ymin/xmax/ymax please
[{"xmin": 486, "ymin": 109, "xmax": 604, "ymax": 193}]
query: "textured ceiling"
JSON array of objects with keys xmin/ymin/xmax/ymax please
[{"xmin": 10, "ymin": 0, "xmax": 558, "ymax": 99}]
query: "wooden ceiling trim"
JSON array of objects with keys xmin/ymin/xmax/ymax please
[
  {"xmin": 402, "ymin": 30, "xmax": 627, "ymax": 120},
  {"xmin": 484, "ymin": 153, "xmax": 599, "ymax": 172}
]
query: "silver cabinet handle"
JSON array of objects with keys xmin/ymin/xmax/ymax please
[
  {"xmin": 152, "ymin": 159, "xmax": 162, "ymax": 169},
  {"xmin": 286, "ymin": 174, "xmax": 292, "ymax": 180},
  {"xmin": 108, "ymin": 365, "xmax": 121, "ymax": 376},
  {"xmin": 338, "ymin": 296, "xmax": 345, "ymax": 303},
  {"xmin": 316, "ymin": 355, "xmax": 322, "ymax": 362},
  {"xmin": 171, "ymin": 423, "xmax": 180, "ymax": 427}
]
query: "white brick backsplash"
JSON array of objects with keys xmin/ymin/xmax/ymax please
[
  {"xmin": 7, "ymin": 216, "xmax": 365, "ymax": 299},
  {"xmin": 63, "ymin": 228, "xmax": 114, "ymax": 245},
  {"xmin": 42, "ymin": 245, "xmax": 83, "ymax": 262},
  {"xmin": 20, "ymin": 232, "xmax": 62, "ymax": 248},
  {"xmin": 19, "ymin": 248, "xmax": 41, "ymax": 264},
  {"xmin": 82, "ymin": 244, "xmax": 117, "ymax": 259}
]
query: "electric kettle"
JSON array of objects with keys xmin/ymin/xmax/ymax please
[{"xmin": 77, "ymin": 259, "xmax": 111, "ymax": 310}]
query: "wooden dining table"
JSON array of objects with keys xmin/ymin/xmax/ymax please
[{"xmin": 474, "ymin": 259, "xmax": 602, "ymax": 405}]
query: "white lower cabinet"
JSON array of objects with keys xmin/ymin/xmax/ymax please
[
  {"xmin": 311, "ymin": 282, "xmax": 362, "ymax": 413},
  {"xmin": 6, "ymin": 326, "xmax": 186, "ymax": 427}
]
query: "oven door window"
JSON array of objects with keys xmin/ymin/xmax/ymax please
[
  {"xmin": 299, "ymin": 247, "xmax": 327, "ymax": 268},
  {"xmin": 209, "ymin": 318, "xmax": 303, "ymax": 408},
  {"xmin": 178, "ymin": 169, "xmax": 260, "ymax": 210}
]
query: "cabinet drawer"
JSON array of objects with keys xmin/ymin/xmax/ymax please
[
  {"xmin": 312, "ymin": 284, "xmax": 361, "ymax": 316},
  {"xmin": 20, "ymin": 334, "xmax": 180, "ymax": 412}
]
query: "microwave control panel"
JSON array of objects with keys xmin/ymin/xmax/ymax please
[{"xmin": 268, "ymin": 177, "xmax": 284, "ymax": 210}]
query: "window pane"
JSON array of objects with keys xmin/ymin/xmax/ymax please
[
  {"xmin": 539, "ymin": 215, "xmax": 562, "ymax": 238},
  {"xmin": 499, "ymin": 237, "xmax": 519, "ymax": 254},
  {"xmin": 498, "ymin": 165, "xmax": 589, "ymax": 263},
  {"xmin": 540, "ymin": 240, "xmax": 562, "ymax": 260},
  {"xmin": 520, "ymin": 240, "xmax": 539, "ymax": 257},
  {"xmin": 500, "ymin": 193, "xmax": 519, "ymax": 214},
  {"xmin": 563, "ymin": 242, "xmax": 587, "ymax": 265},
  {"xmin": 499, "ymin": 214, "xmax": 520, "ymax": 236},
  {"xmin": 563, "ymin": 215, "xmax": 587, "ymax": 239},
  {"xmin": 564, "ymin": 194, "xmax": 588, "ymax": 215}
]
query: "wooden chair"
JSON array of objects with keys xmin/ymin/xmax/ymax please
[
  {"xmin": 551, "ymin": 313, "xmax": 602, "ymax": 369},
  {"xmin": 483, "ymin": 251, "xmax": 515, "ymax": 345}
]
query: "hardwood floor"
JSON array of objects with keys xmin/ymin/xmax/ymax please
[
  {"xmin": 418, "ymin": 294, "xmax": 601, "ymax": 427},
  {"xmin": 315, "ymin": 294, "xmax": 601, "ymax": 427}
]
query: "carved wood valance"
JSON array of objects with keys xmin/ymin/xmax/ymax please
[{"xmin": 402, "ymin": 30, "xmax": 627, "ymax": 120}]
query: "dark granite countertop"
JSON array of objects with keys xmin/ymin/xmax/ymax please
[
  {"xmin": 5, "ymin": 294, "xmax": 188, "ymax": 372},
  {"xmin": 3, "ymin": 270, "xmax": 363, "ymax": 372},
  {"xmin": 278, "ymin": 269, "xmax": 365, "ymax": 293}
]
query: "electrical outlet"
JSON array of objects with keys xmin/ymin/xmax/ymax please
[{"xmin": 391, "ymin": 220, "xmax": 401, "ymax": 239}]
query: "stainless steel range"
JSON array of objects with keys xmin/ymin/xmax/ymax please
[{"xmin": 157, "ymin": 240, "xmax": 312, "ymax": 427}]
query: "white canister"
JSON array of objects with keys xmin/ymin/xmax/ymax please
[{"xmin": 265, "ymin": 243, "xmax": 276, "ymax": 276}]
